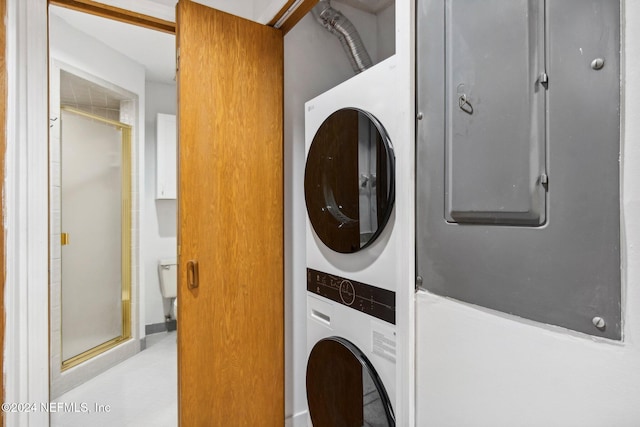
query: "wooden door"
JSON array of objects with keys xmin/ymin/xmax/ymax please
[{"xmin": 176, "ymin": 1, "xmax": 283, "ymax": 425}]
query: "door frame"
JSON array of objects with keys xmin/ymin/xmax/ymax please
[
  {"xmin": 4, "ymin": 0, "xmax": 49, "ymax": 425},
  {"xmin": 4, "ymin": 0, "xmax": 170, "ymax": 425},
  {"xmin": 47, "ymin": 57, "xmax": 143, "ymax": 398},
  {"xmin": 4, "ymin": 0, "xmax": 309, "ymax": 425},
  {"xmin": 0, "ymin": 0, "xmax": 5, "ymax": 422}
]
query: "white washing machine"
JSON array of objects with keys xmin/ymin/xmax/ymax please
[
  {"xmin": 306, "ymin": 272, "xmax": 396, "ymax": 426},
  {"xmin": 304, "ymin": 62, "xmax": 399, "ymax": 426}
]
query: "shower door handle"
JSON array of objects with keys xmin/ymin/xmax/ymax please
[{"xmin": 186, "ymin": 260, "xmax": 199, "ymax": 289}]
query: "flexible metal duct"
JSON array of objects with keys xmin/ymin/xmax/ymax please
[{"xmin": 311, "ymin": 0, "xmax": 373, "ymax": 73}]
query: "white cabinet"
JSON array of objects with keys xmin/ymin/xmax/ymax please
[{"xmin": 156, "ymin": 113, "xmax": 177, "ymax": 199}]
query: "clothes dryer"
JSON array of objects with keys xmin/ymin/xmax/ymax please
[
  {"xmin": 304, "ymin": 107, "xmax": 395, "ymax": 255},
  {"xmin": 306, "ymin": 269, "xmax": 396, "ymax": 427}
]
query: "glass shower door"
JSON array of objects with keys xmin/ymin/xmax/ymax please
[{"xmin": 60, "ymin": 107, "xmax": 131, "ymax": 368}]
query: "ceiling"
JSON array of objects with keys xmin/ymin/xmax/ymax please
[
  {"xmin": 147, "ymin": 0, "xmax": 394, "ymax": 24},
  {"xmin": 337, "ymin": 0, "xmax": 394, "ymax": 14},
  {"xmin": 50, "ymin": 5, "xmax": 176, "ymax": 85},
  {"xmin": 49, "ymin": 0, "xmax": 393, "ymax": 85}
]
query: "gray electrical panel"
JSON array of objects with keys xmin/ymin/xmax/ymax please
[
  {"xmin": 417, "ymin": 0, "xmax": 621, "ymax": 339},
  {"xmin": 446, "ymin": 0, "xmax": 546, "ymax": 226}
]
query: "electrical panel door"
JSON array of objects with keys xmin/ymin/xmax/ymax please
[
  {"xmin": 417, "ymin": 0, "xmax": 621, "ymax": 339},
  {"xmin": 445, "ymin": 0, "xmax": 546, "ymax": 225}
]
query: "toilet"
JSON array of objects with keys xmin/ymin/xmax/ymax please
[{"xmin": 158, "ymin": 258, "xmax": 178, "ymax": 320}]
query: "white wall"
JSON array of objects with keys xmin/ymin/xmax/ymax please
[
  {"xmin": 415, "ymin": 3, "xmax": 640, "ymax": 426},
  {"xmin": 377, "ymin": 3, "xmax": 395, "ymax": 62},
  {"xmin": 144, "ymin": 81, "xmax": 177, "ymax": 327}
]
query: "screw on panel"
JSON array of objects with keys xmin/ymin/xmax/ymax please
[
  {"xmin": 592, "ymin": 316, "xmax": 606, "ymax": 330},
  {"xmin": 591, "ymin": 58, "xmax": 605, "ymax": 70}
]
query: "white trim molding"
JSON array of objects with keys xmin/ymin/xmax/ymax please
[{"xmin": 5, "ymin": 0, "xmax": 50, "ymax": 425}]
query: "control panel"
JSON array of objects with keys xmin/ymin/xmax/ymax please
[{"xmin": 307, "ymin": 268, "xmax": 395, "ymax": 324}]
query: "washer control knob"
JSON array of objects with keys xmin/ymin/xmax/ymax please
[{"xmin": 339, "ymin": 280, "xmax": 356, "ymax": 306}]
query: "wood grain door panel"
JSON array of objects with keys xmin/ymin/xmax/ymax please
[{"xmin": 177, "ymin": 1, "xmax": 284, "ymax": 425}]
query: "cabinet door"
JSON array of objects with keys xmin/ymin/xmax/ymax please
[
  {"xmin": 156, "ymin": 113, "xmax": 176, "ymax": 199},
  {"xmin": 177, "ymin": 1, "xmax": 283, "ymax": 424}
]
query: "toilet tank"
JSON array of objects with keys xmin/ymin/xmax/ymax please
[{"xmin": 158, "ymin": 258, "xmax": 177, "ymax": 298}]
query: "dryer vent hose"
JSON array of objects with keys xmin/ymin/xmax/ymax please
[{"xmin": 311, "ymin": 0, "xmax": 373, "ymax": 74}]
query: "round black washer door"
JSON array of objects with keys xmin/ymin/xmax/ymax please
[
  {"xmin": 306, "ymin": 337, "xmax": 395, "ymax": 427},
  {"xmin": 304, "ymin": 108, "xmax": 395, "ymax": 254}
]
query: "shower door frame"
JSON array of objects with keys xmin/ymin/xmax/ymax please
[{"xmin": 57, "ymin": 105, "xmax": 132, "ymax": 372}]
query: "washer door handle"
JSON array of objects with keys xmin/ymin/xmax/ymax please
[{"xmin": 186, "ymin": 260, "xmax": 199, "ymax": 289}]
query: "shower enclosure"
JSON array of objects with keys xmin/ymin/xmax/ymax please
[
  {"xmin": 59, "ymin": 106, "xmax": 132, "ymax": 369},
  {"xmin": 49, "ymin": 65, "xmax": 137, "ymax": 398}
]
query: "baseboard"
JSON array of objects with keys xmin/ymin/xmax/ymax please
[
  {"xmin": 285, "ymin": 410, "xmax": 309, "ymax": 427},
  {"xmin": 145, "ymin": 319, "xmax": 177, "ymax": 335}
]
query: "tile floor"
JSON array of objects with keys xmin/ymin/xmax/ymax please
[{"xmin": 51, "ymin": 331, "xmax": 177, "ymax": 427}]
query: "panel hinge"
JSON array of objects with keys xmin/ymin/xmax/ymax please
[
  {"xmin": 416, "ymin": 275, "xmax": 424, "ymax": 292},
  {"xmin": 540, "ymin": 173, "xmax": 549, "ymax": 190},
  {"xmin": 538, "ymin": 71, "xmax": 549, "ymax": 89},
  {"xmin": 176, "ymin": 47, "xmax": 180, "ymax": 73}
]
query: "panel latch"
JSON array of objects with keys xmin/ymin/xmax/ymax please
[
  {"xmin": 538, "ymin": 72, "xmax": 549, "ymax": 89},
  {"xmin": 540, "ymin": 173, "xmax": 549, "ymax": 190}
]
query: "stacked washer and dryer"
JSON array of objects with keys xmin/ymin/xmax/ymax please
[{"xmin": 303, "ymin": 65, "xmax": 399, "ymax": 425}]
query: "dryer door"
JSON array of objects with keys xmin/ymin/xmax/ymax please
[
  {"xmin": 304, "ymin": 108, "xmax": 395, "ymax": 253},
  {"xmin": 306, "ymin": 337, "xmax": 395, "ymax": 427}
]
